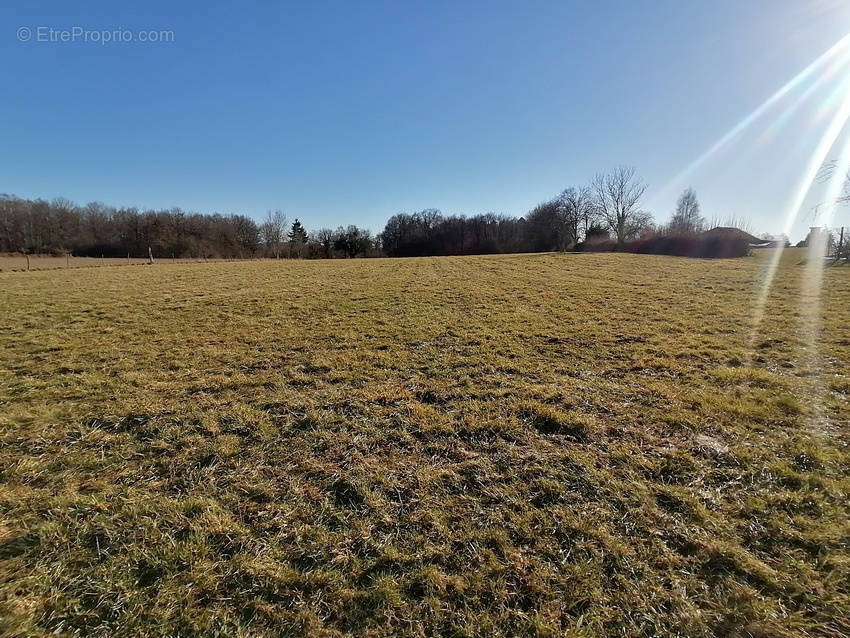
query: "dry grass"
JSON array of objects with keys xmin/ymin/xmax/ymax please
[
  {"xmin": 0, "ymin": 255, "xmax": 224, "ymax": 272},
  {"xmin": 1, "ymin": 249, "xmax": 848, "ymax": 637}
]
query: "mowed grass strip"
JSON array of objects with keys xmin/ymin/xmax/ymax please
[{"xmin": 0, "ymin": 250, "xmax": 848, "ymax": 637}]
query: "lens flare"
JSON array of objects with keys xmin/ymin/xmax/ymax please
[
  {"xmin": 748, "ymin": 73, "xmax": 850, "ymax": 366},
  {"xmin": 796, "ymin": 109, "xmax": 850, "ymax": 430},
  {"xmin": 756, "ymin": 52, "xmax": 850, "ymax": 146},
  {"xmin": 798, "ymin": 228, "xmax": 830, "ymax": 428},
  {"xmin": 654, "ymin": 33, "xmax": 850, "ymax": 204}
]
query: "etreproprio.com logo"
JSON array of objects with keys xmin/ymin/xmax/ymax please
[{"xmin": 17, "ymin": 26, "xmax": 174, "ymax": 44}]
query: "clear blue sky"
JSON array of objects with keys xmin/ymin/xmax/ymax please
[{"xmin": 3, "ymin": 1, "xmax": 850, "ymax": 240}]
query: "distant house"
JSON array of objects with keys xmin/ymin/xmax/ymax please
[{"xmin": 701, "ymin": 227, "xmax": 767, "ymax": 246}]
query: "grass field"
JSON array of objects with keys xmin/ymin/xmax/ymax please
[
  {"xmin": 1, "ymin": 250, "xmax": 848, "ymax": 637},
  {"xmin": 0, "ymin": 255, "xmax": 222, "ymax": 272}
]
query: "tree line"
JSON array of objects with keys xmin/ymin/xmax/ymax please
[
  {"xmin": 381, "ymin": 167, "xmax": 662, "ymax": 256},
  {"xmin": 2, "ymin": 166, "xmax": 747, "ymax": 260},
  {"xmin": 0, "ymin": 197, "xmax": 381, "ymax": 260}
]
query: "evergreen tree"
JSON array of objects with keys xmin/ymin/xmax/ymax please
[
  {"xmin": 288, "ymin": 219, "xmax": 307, "ymax": 243},
  {"xmin": 288, "ymin": 218, "xmax": 308, "ymax": 257}
]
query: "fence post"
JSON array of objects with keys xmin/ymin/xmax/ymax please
[{"xmin": 148, "ymin": 247, "xmax": 154, "ymax": 265}]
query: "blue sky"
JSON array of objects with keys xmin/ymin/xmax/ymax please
[{"xmin": 3, "ymin": 1, "xmax": 850, "ymax": 240}]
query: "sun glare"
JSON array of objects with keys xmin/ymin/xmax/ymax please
[
  {"xmin": 655, "ymin": 33, "xmax": 850, "ymax": 206},
  {"xmin": 748, "ymin": 70, "xmax": 850, "ymax": 351}
]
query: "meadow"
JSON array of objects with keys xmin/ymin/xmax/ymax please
[
  {"xmin": 0, "ymin": 255, "xmax": 221, "ymax": 272},
  {"xmin": 0, "ymin": 250, "xmax": 848, "ymax": 637}
]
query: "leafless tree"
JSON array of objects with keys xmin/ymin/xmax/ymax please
[
  {"xmin": 525, "ymin": 199, "xmax": 566, "ymax": 251},
  {"xmin": 260, "ymin": 209, "xmax": 287, "ymax": 258},
  {"xmin": 314, "ymin": 228, "xmax": 335, "ymax": 258},
  {"xmin": 706, "ymin": 214, "xmax": 754, "ymax": 235},
  {"xmin": 559, "ymin": 186, "xmax": 594, "ymax": 246},
  {"xmin": 668, "ymin": 187, "xmax": 704, "ymax": 235},
  {"xmin": 592, "ymin": 167, "xmax": 651, "ymax": 246}
]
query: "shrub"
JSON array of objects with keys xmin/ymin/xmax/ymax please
[{"xmin": 580, "ymin": 234, "xmax": 750, "ymax": 258}]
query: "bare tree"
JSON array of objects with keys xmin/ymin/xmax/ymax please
[
  {"xmin": 668, "ymin": 187, "xmax": 704, "ymax": 235},
  {"xmin": 559, "ymin": 186, "xmax": 594, "ymax": 247},
  {"xmin": 314, "ymin": 228, "xmax": 335, "ymax": 258},
  {"xmin": 592, "ymin": 167, "xmax": 651, "ymax": 246},
  {"xmin": 706, "ymin": 214, "xmax": 754, "ymax": 234},
  {"xmin": 260, "ymin": 209, "xmax": 287, "ymax": 258},
  {"xmin": 525, "ymin": 199, "xmax": 566, "ymax": 252},
  {"xmin": 334, "ymin": 225, "xmax": 374, "ymax": 258}
]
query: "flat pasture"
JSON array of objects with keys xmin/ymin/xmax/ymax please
[
  {"xmin": 1, "ymin": 250, "xmax": 848, "ymax": 636},
  {"xmin": 0, "ymin": 254, "xmax": 226, "ymax": 272}
]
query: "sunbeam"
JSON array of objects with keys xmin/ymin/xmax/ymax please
[
  {"xmin": 748, "ymin": 72, "xmax": 850, "ymax": 361},
  {"xmin": 756, "ymin": 51, "xmax": 850, "ymax": 146},
  {"xmin": 796, "ymin": 110, "xmax": 850, "ymax": 430},
  {"xmin": 653, "ymin": 32, "xmax": 850, "ymax": 205}
]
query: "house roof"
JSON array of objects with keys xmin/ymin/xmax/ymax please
[{"xmin": 701, "ymin": 226, "xmax": 762, "ymax": 244}]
